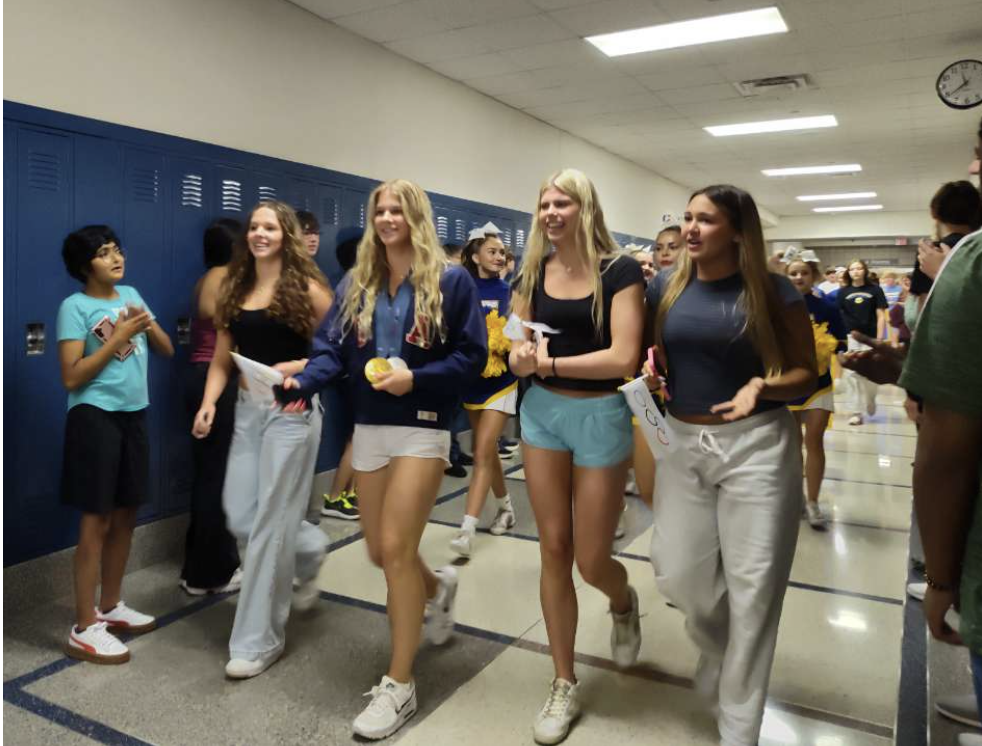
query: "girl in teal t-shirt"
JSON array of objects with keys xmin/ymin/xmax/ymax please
[{"xmin": 56, "ymin": 225, "xmax": 173, "ymax": 665}]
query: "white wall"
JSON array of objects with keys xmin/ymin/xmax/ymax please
[
  {"xmin": 764, "ymin": 210, "xmax": 932, "ymax": 241},
  {"xmin": 3, "ymin": 0, "xmax": 691, "ymax": 238}
]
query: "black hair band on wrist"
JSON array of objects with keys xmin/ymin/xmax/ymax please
[
  {"xmin": 552, "ymin": 357, "xmax": 557, "ymax": 378},
  {"xmin": 925, "ymin": 572, "xmax": 956, "ymax": 592}
]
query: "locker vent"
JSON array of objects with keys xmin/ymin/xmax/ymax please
[
  {"xmin": 501, "ymin": 228, "xmax": 513, "ymax": 247},
  {"xmin": 436, "ymin": 216, "xmax": 449, "ymax": 241},
  {"xmin": 258, "ymin": 185, "xmax": 277, "ymax": 202},
  {"xmin": 27, "ymin": 150, "xmax": 63, "ymax": 192},
  {"xmin": 322, "ymin": 196, "xmax": 339, "ymax": 226},
  {"xmin": 221, "ymin": 179, "xmax": 243, "ymax": 212},
  {"xmin": 181, "ymin": 174, "xmax": 204, "ymax": 208},
  {"xmin": 131, "ymin": 167, "xmax": 161, "ymax": 203},
  {"xmin": 516, "ymin": 229, "xmax": 526, "ymax": 250},
  {"xmin": 454, "ymin": 219, "xmax": 467, "ymax": 244},
  {"xmin": 358, "ymin": 203, "xmax": 366, "ymax": 229}
]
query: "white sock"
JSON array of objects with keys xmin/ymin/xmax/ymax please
[
  {"xmin": 461, "ymin": 515, "xmax": 479, "ymax": 533},
  {"xmin": 496, "ymin": 493, "xmax": 513, "ymax": 512}
]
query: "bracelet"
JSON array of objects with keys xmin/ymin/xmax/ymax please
[
  {"xmin": 925, "ymin": 572, "xmax": 956, "ymax": 592},
  {"xmin": 552, "ymin": 357, "xmax": 557, "ymax": 378}
]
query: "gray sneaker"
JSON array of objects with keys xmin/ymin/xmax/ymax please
[{"xmin": 533, "ymin": 678, "xmax": 581, "ymax": 745}]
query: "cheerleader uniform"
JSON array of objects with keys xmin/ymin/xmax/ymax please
[
  {"xmin": 462, "ymin": 276, "xmax": 518, "ymax": 415},
  {"xmin": 788, "ymin": 293, "xmax": 847, "ymax": 413}
]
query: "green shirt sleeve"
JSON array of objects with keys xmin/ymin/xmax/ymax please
[{"xmin": 899, "ymin": 234, "xmax": 982, "ymax": 416}]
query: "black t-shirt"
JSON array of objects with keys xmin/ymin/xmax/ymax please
[
  {"xmin": 532, "ymin": 255, "xmax": 644, "ymax": 392},
  {"xmin": 837, "ymin": 283, "xmax": 888, "ymax": 336}
]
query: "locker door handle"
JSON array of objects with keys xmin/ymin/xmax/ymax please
[
  {"xmin": 176, "ymin": 317, "xmax": 191, "ymax": 345},
  {"xmin": 26, "ymin": 322, "xmax": 46, "ymax": 356}
]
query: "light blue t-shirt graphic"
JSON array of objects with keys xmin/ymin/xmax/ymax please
[{"xmin": 56, "ymin": 285, "xmax": 153, "ymax": 412}]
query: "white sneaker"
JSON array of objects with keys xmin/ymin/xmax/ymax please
[
  {"xmin": 180, "ymin": 566, "xmax": 244, "ymax": 596},
  {"xmin": 352, "ymin": 676, "xmax": 417, "ymax": 740},
  {"xmin": 958, "ymin": 734, "xmax": 982, "ymax": 746},
  {"xmin": 906, "ymin": 581, "xmax": 927, "ymax": 601},
  {"xmin": 66, "ymin": 622, "xmax": 130, "ymax": 664},
  {"xmin": 449, "ymin": 530, "xmax": 473, "ymax": 558},
  {"xmin": 848, "ymin": 414, "xmax": 863, "ymax": 426},
  {"xmin": 95, "ymin": 601, "xmax": 156, "ymax": 634},
  {"xmin": 533, "ymin": 678, "xmax": 581, "ymax": 744},
  {"xmin": 610, "ymin": 585, "xmax": 641, "ymax": 668},
  {"xmin": 936, "ymin": 693, "xmax": 982, "ymax": 728},
  {"xmin": 225, "ymin": 647, "xmax": 283, "ymax": 679},
  {"xmin": 614, "ymin": 510, "xmax": 626, "ymax": 540},
  {"xmin": 489, "ymin": 507, "xmax": 516, "ymax": 536},
  {"xmin": 624, "ymin": 479, "xmax": 638, "ymax": 496},
  {"xmin": 424, "ymin": 566, "xmax": 458, "ymax": 645},
  {"xmin": 805, "ymin": 502, "xmax": 829, "ymax": 530},
  {"xmin": 294, "ymin": 553, "xmax": 328, "ymax": 612}
]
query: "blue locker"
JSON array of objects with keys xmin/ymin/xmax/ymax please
[
  {"xmin": 214, "ymin": 164, "xmax": 253, "ymax": 218},
  {"xmin": 316, "ymin": 182, "xmax": 343, "ymax": 285},
  {"xmin": 9, "ymin": 126, "xmax": 77, "ymax": 561},
  {"xmin": 341, "ymin": 187, "xmax": 369, "ymax": 230}
]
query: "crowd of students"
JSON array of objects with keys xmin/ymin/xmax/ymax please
[{"xmin": 54, "ymin": 116, "xmax": 982, "ymax": 745}]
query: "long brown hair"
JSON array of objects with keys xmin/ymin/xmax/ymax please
[
  {"xmin": 655, "ymin": 185, "xmax": 785, "ymax": 377},
  {"xmin": 339, "ymin": 180, "xmax": 447, "ymax": 344},
  {"xmin": 217, "ymin": 200, "xmax": 328, "ymax": 338},
  {"xmin": 512, "ymin": 168, "xmax": 621, "ymax": 334}
]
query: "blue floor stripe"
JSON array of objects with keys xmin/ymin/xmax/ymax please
[{"xmin": 4, "ymin": 686, "xmax": 154, "ymax": 745}]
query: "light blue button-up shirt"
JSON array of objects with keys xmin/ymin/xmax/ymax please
[{"xmin": 373, "ymin": 278, "xmax": 412, "ymax": 359}]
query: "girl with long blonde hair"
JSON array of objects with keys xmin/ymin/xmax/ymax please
[
  {"xmin": 192, "ymin": 200, "xmax": 333, "ymax": 680},
  {"xmin": 645, "ymin": 185, "xmax": 816, "ymax": 745},
  {"xmin": 281, "ymin": 179, "xmax": 486, "ymax": 740},
  {"xmin": 510, "ymin": 168, "xmax": 645, "ymax": 744}
]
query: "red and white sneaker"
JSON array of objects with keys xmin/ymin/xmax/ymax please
[
  {"xmin": 95, "ymin": 602, "xmax": 156, "ymax": 634},
  {"xmin": 66, "ymin": 622, "xmax": 130, "ymax": 664}
]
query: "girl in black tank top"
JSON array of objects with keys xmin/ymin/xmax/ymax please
[
  {"xmin": 191, "ymin": 201, "xmax": 332, "ymax": 680},
  {"xmin": 508, "ymin": 169, "xmax": 645, "ymax": 743}
]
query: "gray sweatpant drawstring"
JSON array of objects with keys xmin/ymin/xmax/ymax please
[{"xmin": 698, "ymin": 429, "xmax": 731, "ymax": 464}]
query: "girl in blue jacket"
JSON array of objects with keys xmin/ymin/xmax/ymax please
[{"xmin": 282, "ymin": 179, "xmax": 486, "ymax": 741}]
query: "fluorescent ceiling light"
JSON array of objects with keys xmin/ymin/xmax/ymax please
[
  {"xmin": 813, "ymin": 204, "xmax": 883, "ymax": 213},
  {"xmin": 796, "ymin": 192, "xmax": 877, "ymax": 202},
  {"xmin": 585, "ymin": 7, "xmax": 787, "ymax": 57},
  {"xmin": 705, "ymin": 115, "xmax": 837, "ymax": 137},
  {"xmin": 762, "ymin": 164, "xmax": 862, "ymax": 177}
]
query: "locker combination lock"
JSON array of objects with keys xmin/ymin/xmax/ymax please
[
  {"xmin": 26, "ymin": 322, "xmax": 46, "ymax": 355},
  {"xmin": 176, "ymin": 317, "xmax": 191, "ymax": 346}
]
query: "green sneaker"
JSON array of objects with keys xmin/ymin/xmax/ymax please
[{"xmin": 321, "ymin": 490, "xmax": 359, "ymax": 521}]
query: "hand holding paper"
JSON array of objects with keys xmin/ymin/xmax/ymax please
[{"xmin": 231, "ymin": 352, "xmax": 284, "ymax": 404}]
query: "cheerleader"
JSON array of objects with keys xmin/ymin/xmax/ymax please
[
  {"xmin": 510, "ymin": 168, "xmax": 645, "ymax": 745},
  {"xmin": 646, "ymin": 185, "xmax": 816, "ymax": 746},
  {"xmin": 783, "ymin": 249, "xmax": 847, "ymax": 530},
  {"xmin": 192, "ymin": 201, "xmax": 332, "ymax": 679},
  {"xmin": 281, "ymin": 180, "xmax": 486, "ymax": 740},
  {"xmin": 449, "ymin": 224, "xmax": 518, "ymax": 558}
]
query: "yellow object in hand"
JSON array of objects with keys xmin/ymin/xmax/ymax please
[{"xmin": 365, "ymin": 357, "xmax": 393, "ymax": 383}]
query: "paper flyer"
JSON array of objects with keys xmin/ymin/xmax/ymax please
[
  {"xmin": 230, "ymin": 352, "xmax": 283, "ymax": 404},
  {"xmin": 620, "ymin": 375, "xmax": 676, "ymax": 456}
]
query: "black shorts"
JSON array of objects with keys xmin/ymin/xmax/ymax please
[{"xmin": 61, "ymin": 404, "xmax": 149, "ymax": 514}]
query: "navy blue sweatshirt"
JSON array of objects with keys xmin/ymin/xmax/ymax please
[{"xmin": 295, "ymin": 264, "xmax": 487, "ymax": 431}]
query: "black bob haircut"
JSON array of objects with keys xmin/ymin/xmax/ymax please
[
  {"xmin": 62, "ymin": 225, "xmax": 121, "ymax": 283},
  {"xmin": 203, "ymin": 218, "xmax": 241, "ymax": 269}
]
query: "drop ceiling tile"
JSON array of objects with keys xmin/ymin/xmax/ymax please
[
  {"xmin": 384, "ymin": 28, "xmax": 497, "ymax": 62},
  {"xmin": 465, "ymin": 70, "xmax": 544, "ymax": 95},
  {"xmin": 331, "ymin": 2, "xmax": 454, "ymax": 42},
  {"xmin": 526, "ymin": 61, "xmax": 627, "ymax": 87},
  {"xmin": 482, "ymin": 14, "xmax": 577, "ymax": 49},
  {"xmin": 634, "ymin": 65, "xmax": 727, "ymax": 91},
  {"xmin": 408, "ymin": 0, "xmax": 542, "ymax": 29},
  {"xmin": 290, "ymin": 0, "xmax": 407, "ymax": 21},
  {"xmin": 904, "ymin": 3, "xmax": 982, "ymax": 38},
  {"xmin": 504, "ymin": 38, "xmax": 609, "ymax": 70},
  {"xmin": 546, "ymin": 0, "xmax": 669, "ymax": 36},
  {"xmin": 427, "ymin": 53, "xmax": 525, "ymax": 81},
  {"xmin": 654, "ymin": 82, "xmax": 743, "ymax": 105}
]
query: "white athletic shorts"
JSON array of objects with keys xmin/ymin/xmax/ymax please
[{"xmin": 352, "ymin": 424, "xmax": 451, "ymax": 472}]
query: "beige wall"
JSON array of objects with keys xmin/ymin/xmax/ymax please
[
  {"xmin": 764, "ymin": 210, "xmax": 932, "ymax": 241},
  {"xmin": 3, "ymin": 0, "xmax": 690, "ymax": 238}
]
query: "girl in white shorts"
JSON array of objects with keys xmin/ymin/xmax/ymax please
[{"xmin": 282, "ymin": 179, "xmax": 486, "ymax": 741}]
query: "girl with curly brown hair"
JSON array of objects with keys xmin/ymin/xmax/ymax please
[{"xmin": 192, "ymin": 200, "xmax": 333, "ymax": 680}]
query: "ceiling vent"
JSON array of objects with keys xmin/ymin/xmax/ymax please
[{"xmin": 734, "ymin": 74, "xmax": 813, "ymax": 97}]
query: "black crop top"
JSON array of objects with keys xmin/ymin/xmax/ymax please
[
  {"xmin": 531, "ymin": 255, "xmax": 644, "ymax": 392},
  {"xmin": 228, "ymin": 309, "xmax": 310, "ymax": 366}
]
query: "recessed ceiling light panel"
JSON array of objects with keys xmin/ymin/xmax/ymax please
[
  {"xmin": 705, "ymin": 115, "xmax": 837, "ymax": 137},
  {"xmin": 762, "ymin": 164, "xmax": 862, "ymax": 177},
  {"xmin": 796, "ymin": 192, "xmax": 877, "ymax": 202},
  {"xmin": 585, "ymin": 7, "xmax": 788, "ymax": 57},
  {"xmin": 813, "ymin": 204, "xmax": 884, "ymax": 213}
]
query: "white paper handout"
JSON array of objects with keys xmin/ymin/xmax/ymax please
[
  {"xmin": 522, "ymin": 320, "xmax": 561, "ymax": 345},
  {"xmin": 620, "ymin": 375, "xmax": 676, "ymax": 456},
  {"xmin": 502, "ymin": 315, "xmax": 562, "ymax": 345},
  {"xmin": 230, "ymin": 352, "xmax": 284, "ymax": 404}
]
